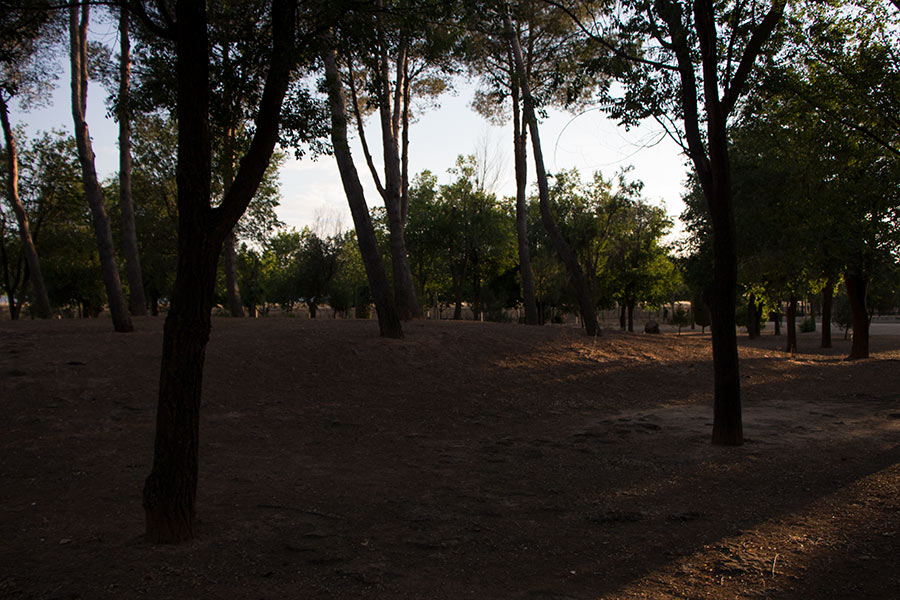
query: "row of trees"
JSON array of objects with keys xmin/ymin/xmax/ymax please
[
  {"xmin": 2, "ymin": 126, "xmax": 677, "ymax": 328},
  {"xmin": 2, "ymin": 0, "xmax": 898, "ymax": 542}
]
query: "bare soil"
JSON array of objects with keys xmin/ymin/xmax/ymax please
[{"xmin": 2, "ymin": 317, "xmax": 899, "ymax": 599}]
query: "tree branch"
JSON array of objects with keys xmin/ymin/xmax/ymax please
[{"xmin": 721, "ymin": 0, "xmax": 786, "ymax": 115}]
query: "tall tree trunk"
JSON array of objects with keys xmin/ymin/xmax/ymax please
[
  {"xmin": 505, "ymin": 14, "xmax": 599, "ymax": 336},
  {"xmin": 143, "ymin": 0, "xmax": 297, "ymax": 543},
  {"xmin": 773, "ymin": 308, "xmax": 781, "ymax": 336},
  {"xmin": 321, "ymin": 44, "xmax": 402, "ymax": 338},
  {"xmin": 619, "ymin": 304, "xmax": 626, "ymax": 330},
  {"xmin": 821, "ymin": 281, "xmax": 833, "ymax": 349},
  {"xmin": 374, "ymin": 25, "xmax": 420, "ymax": 320},
  {"xmin": 627, "ymin": 300, "xmax": 635, "ymax": 332},
  {"xmin": 785, "ymin": 294, "xmax": 797, "ymax": 354},
  {"xmin": 221, "ymin": 101, "xmax": 244, "ymax": 317},
  {"xmin": 657, "ymin": 0, "xmax": 784, "ymax": 446},
  {"xmin": 69, "ymin": 4, "xmax": 132, "ymax": 333},
  {"xmin": 118, "ymin": 8, "xmax": 147, "ymax": 317},
  {"xmin": 510, "ymin": 84, "xmax": 539, "ymax": 326},
  {"xmin": 1, "ymin": 97, "xmax": 52, "ymax": 319},
  {"xmin": 845, "ymin": 272, "xmax": 869, "ymax": 360}
]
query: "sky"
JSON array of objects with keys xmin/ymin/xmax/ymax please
[{"xmin": 8, "ymin": 18, "xmax": 692, "ymax": 241}]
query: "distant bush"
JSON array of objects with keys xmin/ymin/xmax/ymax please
[{"xmin": 799, "ymin": 317, "xmax": 816, "ymax": 333}]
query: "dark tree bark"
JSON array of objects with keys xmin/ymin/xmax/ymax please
[
  {"xmin": 505, "ymin": 13, "xmax": 599, "ymax": 337},
  {"xmin": 845, "ymin": 272, "xmax": 869, "ymax": 360},
  {"xmin": 374, "ymin": 30, "xmax": 421, "ymax": 321},
  {"xmin": 785, "ymin": 294, "xmax": 797, "ymax": 354},
  {"xmin": 118, "ymin": 8, "xmax": 147, "ymax": 317},
  {"xmin": 653, "ymin": 0, "xmax": 783, "ymax": 445},
  {"xmin": 627, "ymin": 300, "xmax": 635, "ymax": 333},
  {"xmin": 142, "ymin": 0, "xmax": 297, "ymax": 543},
  {"xmin": 747, "ymin": 292, "xmax": 760, "ymax": 339},
  {"xmin": 1, "ymin": 96, "xmax": 52, "ymax": 319},
  {"xmin": 70, "ymin": 4, "xmax": 133, "ymax": 333},
  {"xmin": 821, "ymin": 281, "xmax": 833, "ymax": 348},
  {"xmin": 619, "ymin": 304, "xmax": 626, "ymax": 330},
  {"xmin": 223, "ymin": 229, "xmax": 244, "ymax": 316},
  {"xmin": 510, "ymin": 79, "xmax": 539, "ymax": 326},
  {"xmin": 772, "ymin": 309, "xmax": 781, "ymax": 335},
  {"xmin": 321, "ymin": 43, "xmax": 402, "ymax": 338},
  {"xmin": 221, "ymin": 113, "xmax": 244, "ymax": 317}
]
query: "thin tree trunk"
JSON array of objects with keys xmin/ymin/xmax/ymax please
[
  {"xmin": 118, "ymin": 8, "xmax": 147, "ymax": 317},
  {"xmin": 627, "ymin": 300, "xmax": 634, "ymax": 332},
  {"xmin": 845, "ymin": 272, "xmax": 869, "ymax": 360},
  {"xmin": 69, "ymin": 4, "xmax": 132, "ymax": 333},
  {"xmin": 505, "ymin": 14, "xmax": 598, "ymax": 336},
  {"xmin": 785, "ymin": 294, "xmax": 797, "ymax": 354},
  {"xmin": 220, "ymin": 74, "xmax": 244, "ymax": 317},
  {"xmin": 321, "ymin": 44, "xmax": 402, "ymax": 338},
  {"xmin": 821, "ymin": 281, "xmax": 833, "ymax": 349},
  {"xmin": 619, "ymin": 304, "xmax": 626, "ymax": 330},
  {"xmin": 375, "ymin": 38, "xmax": 420, "ymax": 320},
  {"xmin": 511, "ymin": 83, "xmax": 538, "ymax": 326},
  {"xmin": 773, "ymin": 308, "xmax": 781, "ymax": 335},
  {"xmin": 1, "ymin": 97, "xmax": 51, "ymax": 319},
  {"xmin": 223, "ymin": 229, "xmax": 244, "ymax": 316},
  {"xmin": 143, "ymin": 0, "xmax": 297, "ymax": 543},
  {"xmin": 747, "ymin": 293, "xmax": 759, "ymax": 339}
]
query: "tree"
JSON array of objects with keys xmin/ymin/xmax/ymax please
[
  {"xmin": 504, "ymin": 6, "xmax": 600, "ymax": 336},
  {"xmin": 0, "ymin": 2, "xmax": 56, "ymax": 319},
  {"xmin": 296, "ymin": 226, "xmax": 344, "ymax": 318},
  {"xmin": 135, "ymin": 0, "xmax": 300, "ymax": 543},
  {"xmin": 117, "ymin": 6, "xmax": 148, "ymax": 316},
  {"xmin": 336, "ymin": 1, "xmax": 458, "ymax": 320},
  {"xmin": 465, "ymin": 0, "xmax": 599, "ymax": 326},
  {"xmin": 566, "ymin": 0, "xmax": 787, "ymax": 444},
  {"xmin": 321, "ymin": 37, "xmax": 403, "ymax": 337},
  {"xmin": 69, "ymin": 3, "xmax": 133, "ymax": 332},
  {"xmin": 405, "ymin": 156, "xmax": 516, "ymax": 320}
]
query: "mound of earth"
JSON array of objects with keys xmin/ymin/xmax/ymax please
[{"xmin": 2, "ymin": 317, "xmax": 899, "ymax": 599}]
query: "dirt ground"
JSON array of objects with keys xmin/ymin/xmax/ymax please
[{"xmin": 2, "ymin": 316, "xmax": 899, "ymax": 599}]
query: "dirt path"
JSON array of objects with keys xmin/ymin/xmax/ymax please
[{"xmin": 2, "ymin": 317, "xmax": 898, "ymax": 598}]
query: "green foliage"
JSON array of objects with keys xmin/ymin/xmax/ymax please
[
  {"xmin": 404, "ymin": 157, "xmax": 517, "ymax": 318},
  {"xmin": 799, "ymin": 317, "xmax": 816, "ymax": 334},
  {"xmin": 532, "ymin": 167, "xmax": 679, "ymax": 316},
  {"xmin": 672, "ymin": 305, "xmax": 690, "ymax": 333}
]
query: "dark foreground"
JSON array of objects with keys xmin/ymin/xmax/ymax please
[{"xmin": 2, "ymin": 317, "xmax": 899, "ymax": 599}]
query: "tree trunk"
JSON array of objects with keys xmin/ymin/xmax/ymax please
[
  {"xmin": 773, "ymin": 309, "xmax": 781, "ymax": 336},
  {"xmin": 69, "ymin": 4, "xmax": 132, "ymax": 333},
  {"xmin": 118, "ymin": 8, "xmax": 147, "ymax": 317},
  {"xmin": 1, "ymin": 97, "xmax": 52, "ymax": 319},
  {"xmin": 821, "ymin": 281, "xmax": 833, "ymax": 349},
  {"xmin": 619, "ymin": 304, "xmax": 626, "ymax": 330},
  {"xmin": 845, "ymin": 272, "xmax": 869, "ymax": 360},
  {"xmin": 223, "ymin": 229, "xmax": 244, "ymax": 316},
  {"xmin": 505, "ymin": 14, "xmax": 599, "ymax": 337},
  {"xmin": 785, "ymin": 294, "xmax": 797, "ymax": 354},
  {"xmin": 221, "ymin": 121, "xmax": 244, "ymax": 317},
  {"xmin": 375, "ymin": 27, "xmax": 420, "ymax": 320},
  {"xmin": 321, "ymin": 44, "xmax": 402, "ymax": 338},
  {"xmin": 143, "ymin": 239, "xmax": 218, "ymax": 543},
  {"xmin": 627, "ymin": 300, "xmax": 634, "ymax": 333},
  {"xmin": 453, "ymin": 283, "xmax": 463, "ymax": 320},
  {"xmin": 143, "ymin": 0, "xmax": 297, "ymax": 543},
  {"xmin": 511, "ymin": 85, "xmax": 539, "ymax": 326},
  {"xmin": 747, "ymin": 293, "xmax": 759, "ymax": 339}
]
